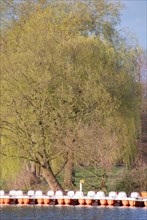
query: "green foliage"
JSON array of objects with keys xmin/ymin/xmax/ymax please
[
  {"xmin": 0, "ymin": 155, "xmax": 21, "ymax": 189},
  {"xmin": 0, "ymin": 0, "xmax": 142, "ymax": 189}
]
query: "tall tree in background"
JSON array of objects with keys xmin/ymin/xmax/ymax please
[{"xmin": 1, "ymin": 0, "xmax": 142, "ymax": 190}]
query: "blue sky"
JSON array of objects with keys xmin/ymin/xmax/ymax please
[{"xmin": 118, "ymin": 0, "xmax": 147, "ymax": 50}]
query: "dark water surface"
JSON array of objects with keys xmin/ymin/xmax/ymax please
[{"xmin": 0, "ymin": 205, "xmax": 147, "ymax": 220}]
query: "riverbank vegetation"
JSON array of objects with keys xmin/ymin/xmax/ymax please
[{"xmin": 0, "ymin": 0, "xmax": 145, "ymax": 194}]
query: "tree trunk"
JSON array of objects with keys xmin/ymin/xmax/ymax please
[
  {"xmin": 25, "ymin": 161, "xmax": 41, "ymax": 184},
  {"xmin": 41, "ymin": 166, "xmax": 63, "ymax": 191},
  {"xmin": 64, "ymin": 150, "xmax": 75, "ymax": 189}
]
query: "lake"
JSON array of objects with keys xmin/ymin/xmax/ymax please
[{"xmin": 0, "ymin": 205, "xmax": 147, "ymax": 220}]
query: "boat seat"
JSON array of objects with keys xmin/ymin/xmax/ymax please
[
  {"xmin": 95, "ymin": 191, "xmax": 105, "ymax": 198},
  {"xmin": 55, "ymin": 190, "xmax": 63, "ymax": 196},
  {"xmin": 47, "ymin": 190, "xmax": 54, "ymax": 196},
  {"xmin": 130, "ymin": 192, "xmax": 140, "ymax": 198},
  {"xmin": 9, "ymin": 190, "xmax": 16, "ymax": 196},
  {"xmin": 35, "ymin": 190, "xmax": 43, "ymax": 196},
  {"xmin": 109, "ymin": 191, "xmax": 117, "ymax": 198},
  {"xmin": 74, "ymin": 191, "xmax": 84, "ymax": 197},
  {"xmin": 27, "ymin": 190, "xmax": 35, "ymax": 196},
  {"xmin": 0, "ymin": 190, "xmax": 5, "ymax": 196},
  {"xmin": 87, "ymin": 191, "xmax": 95, "ymax": 197},
  {"xmin": 117, "ymin": 192, "xmax": 127, "ymax": 198},
  {"xmin": 67, "ymin": 191, "xmax": 75, "ymax": 197},
  {"xmin": 16, "ymin": 190, "xmax": 23, "ymax": 196}
]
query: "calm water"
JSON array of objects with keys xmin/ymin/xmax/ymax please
[{"xmin": 0, "ymin": 205, "xmax": 147, "ymax": 220}]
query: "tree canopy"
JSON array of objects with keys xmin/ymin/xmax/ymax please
[{"xmin": 0, "ymin": 0, "xmax": 142, "ymax": 191}]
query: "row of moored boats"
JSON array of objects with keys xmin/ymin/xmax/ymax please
[{"xmin": 0, "ymin": 190, "xmax": 147, "ymax": 207}]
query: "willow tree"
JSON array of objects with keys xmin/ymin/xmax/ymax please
[{"xmin": 1, "ymin": 0, "xmax": 142, "ymax": 190}]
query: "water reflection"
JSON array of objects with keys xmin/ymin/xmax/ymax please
[{"xmin": 0, "ymin": 205, "xmax": 147, "ymax": 220}]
